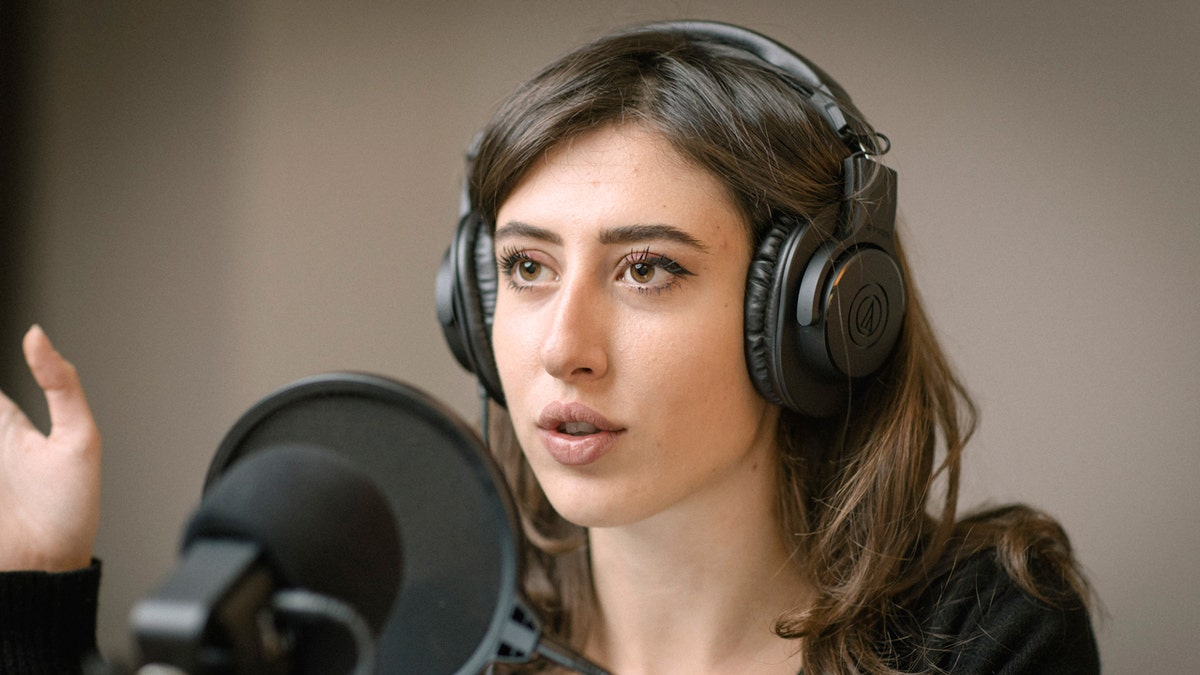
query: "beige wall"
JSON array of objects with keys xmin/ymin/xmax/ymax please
[{"xmin": 11, "ymin": 1, "xmax": 1198, "ymax": 671}]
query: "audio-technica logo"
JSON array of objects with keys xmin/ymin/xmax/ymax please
[{"xmin": 849, "ymin": 284, "xmax": 886, "ymax": 347}]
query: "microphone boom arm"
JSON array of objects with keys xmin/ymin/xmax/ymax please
[
  {"xmin": 493, "ymin": 596, "xmax": 611, "ymax": 675},
  {"xmin": 130, "ymin": 539, "xmax": 285, "ymax": 674}
]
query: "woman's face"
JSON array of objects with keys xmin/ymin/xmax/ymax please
[{"xmin": 491, "ymin": 124, "xmax": 779, "ymax": 528}]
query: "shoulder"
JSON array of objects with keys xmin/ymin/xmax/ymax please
[{"xmin": 895, "ymin": 549, "xmax": 1100, "ymax": 674}]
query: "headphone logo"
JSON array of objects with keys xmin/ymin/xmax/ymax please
[{"xmin": 849, "ymin": 284, "xmax": 887, "ymax": 347}]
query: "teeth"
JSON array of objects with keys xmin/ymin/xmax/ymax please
[{"xmin": 561, "ymin": 422, "xmax": 599, "ymax": 436}]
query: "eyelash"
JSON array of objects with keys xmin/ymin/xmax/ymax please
[{"xmin": 496, "ymin": 246, "xmax": 694, "ymax": 294}]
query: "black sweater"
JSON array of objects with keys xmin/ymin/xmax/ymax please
[
  {"xmin": 0, "ymin": 561, "xmax": 100, "ymax": 674},
  {"xmin": 0, "ymin": 553, "xmax": 1098, "ymax": 674},
  {"xmin": 887, "ymin": 551, "xmax": 1099, "ymax": 674}
]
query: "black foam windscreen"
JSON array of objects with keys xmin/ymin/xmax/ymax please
[
  {"xmin": 184, "ymin": 443, "xmax": 401, "ymax": 634},
  {"xmin": 206, "ymin": 373, "xmax": 521, "ymax": 674}
]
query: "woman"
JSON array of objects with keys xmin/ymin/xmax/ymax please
[
  {"xmin": 439, "ymin": 20, "xmax": 1098, "ymax": 674},
  {"xmin": 2, "ymin": 20, "xmax": 1097, "ymax": 674}
]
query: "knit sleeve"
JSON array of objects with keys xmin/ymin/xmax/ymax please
[{"xmin": 0, "ymin": 560, "xmax": 101, "ymax": 674}]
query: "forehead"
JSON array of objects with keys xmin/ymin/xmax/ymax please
[{"xmin": 497, "ymin": 124, "xmax": 746, "ymax": 243}]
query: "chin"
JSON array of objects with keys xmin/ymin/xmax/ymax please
[{"xmin": 537, "ymin": 476, "xmax": 647, "ymax": 530}]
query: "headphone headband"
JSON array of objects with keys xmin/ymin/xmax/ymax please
[{"xmin": 635, "ymin": 21, "xmax": 857, "ymax": 144}]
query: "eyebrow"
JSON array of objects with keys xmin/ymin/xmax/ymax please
[{"xmin": 494, "ymin": 221, "xmax": 710, "ymax": 252}]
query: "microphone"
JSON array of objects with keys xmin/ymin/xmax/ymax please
[
  {"xmin": 133, "ymin": 372, "xmax": 607, "ymax": 674},
  {"xmin": 130, "ymin": 443, "xmax": 401, "ymax": 674}
]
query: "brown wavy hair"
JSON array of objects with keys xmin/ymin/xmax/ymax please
[{"xmin": 469, "ymin": 23, "xmax": 1090, "ymax": 674}]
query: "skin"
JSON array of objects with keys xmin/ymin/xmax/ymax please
[
  {"xmin": 491, "ymin": 124, "xmax": 809, "ymax": 673},
  {"xmin": 0, "ymin": 325, "xmax": 101, "ymax": 572}
]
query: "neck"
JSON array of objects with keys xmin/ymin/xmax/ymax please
[{"xmin": 584, "ymin": 444, "xmax": 810, "ymax": 675}]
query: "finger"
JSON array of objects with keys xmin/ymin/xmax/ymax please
[{"xmin": 22, "ymin": 325, "xmax": 99, "ymax": 450}]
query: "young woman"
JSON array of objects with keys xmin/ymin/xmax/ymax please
[
  {"xmin": 440, "ymin": 20, "xmax": 1098, "ymax": 674},
  {"xmin": 1, "ymin": 20, "xmax": 1098, "ymax": 674}
]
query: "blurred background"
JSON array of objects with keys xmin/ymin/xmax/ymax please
[{"xmin": 2, "ymin": 1, "xmax": 1196, "ymax": 671}]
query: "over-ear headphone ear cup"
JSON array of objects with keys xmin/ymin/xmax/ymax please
[
  {"xmin": 436, "ymin": 220, "xmax": 474, "ymax": 374},
  {"xmin": 436, "ymin": 210, "xmax": 507, "ymax": 406},
  {"xmin": 745, "ymin": 215, "xmax": 855, "ymax": 418}
]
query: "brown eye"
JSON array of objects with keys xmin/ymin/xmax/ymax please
[
  {"xmin": 629, "ymin": 262, "xmax": 655, "ymax": 284},
  {"xmin": 518, "ymin": 259, "xmax": 541, "ymax": 281}
]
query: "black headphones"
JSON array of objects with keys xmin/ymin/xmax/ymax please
[{"xmin": 436, "ymin": 20, "xmax": 905, "ymax": 418}]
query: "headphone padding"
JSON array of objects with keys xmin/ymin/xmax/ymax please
[
  {"xmin": 454, "ymin": 211, "xmax": 506, "ymax": 406},
  {"xmin": 744, "ymin": 218, "xmax": 794, "ymax": 408}
]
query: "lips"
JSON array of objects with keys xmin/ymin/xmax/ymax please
[{"xmin": 536, "ymin": 402, "xmax": 624, "ymax": 466}]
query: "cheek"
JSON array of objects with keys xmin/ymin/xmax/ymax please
[
  {"xmin": 490, "ymin": 301, "xmax": 533, "ymax": 388},
  {"xmin": 636, "ymin": 308, "xmax": 771, "ymax": 488},
  {"xmin": 640, "ymin": 301, "xmax": 755, "ymax": 411}
]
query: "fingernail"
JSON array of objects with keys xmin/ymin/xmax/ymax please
[{"xmin": 28, "ymin": 324, "xmax": 53, "ymax": 348}]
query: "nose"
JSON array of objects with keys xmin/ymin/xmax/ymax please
[{"xmin": 539, "ymin": 275, "xmax": 609, "ymax": 383}]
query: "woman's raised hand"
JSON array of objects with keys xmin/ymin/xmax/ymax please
[{"xmin": 0, "ymin": 326, "xmax": 101, "ymax": 572}]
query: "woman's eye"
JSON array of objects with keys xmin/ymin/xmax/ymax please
[
  {"xmin": 498, "ymin": 246, "xmax": 553, "ymax": 290},
  {"xmin": 619, "ymin": 249, "xmax": 693, "ymax": 291}
]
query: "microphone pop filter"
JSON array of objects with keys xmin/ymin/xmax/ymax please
[{"xmin": 206, "ymin": 373, "xmax": 520, "ymax": 674}]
